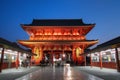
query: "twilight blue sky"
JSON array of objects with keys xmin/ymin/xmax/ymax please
[{"xmin": 0, "ymin": 0, "xmax": 120, "ymax": 48}]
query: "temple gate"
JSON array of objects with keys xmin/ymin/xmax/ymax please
[{"xmin": 18, "ymin": 19, "xmax": 98, "ymax": 65}]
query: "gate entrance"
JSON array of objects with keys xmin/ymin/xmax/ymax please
[{"xmin": 18, "ymin": 19, "xmax": 98, "ymax": 65}]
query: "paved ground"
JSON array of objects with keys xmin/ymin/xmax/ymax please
[
  {"xmin": 15, "ymin": 66, "xmax": 103, "ymax": 80},
  {"xmin": 0, "ymin": 66, "xmax": 120, "ymax": 80},
  {"xmin": 0, "ymin": 66, "xmax": 40, "ymax": 80},
  {"xmin": 75, "ymin": 66, "xmax": 120, "ymax": 80}
]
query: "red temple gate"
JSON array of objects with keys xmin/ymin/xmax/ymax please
[{"xmin": 18, "ymin": 19, "xmax": 98, "ymax": 65}]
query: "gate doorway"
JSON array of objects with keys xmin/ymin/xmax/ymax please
[{"xmin": 42, "ymin": 51, "xmax": 72, "ymax": 66}]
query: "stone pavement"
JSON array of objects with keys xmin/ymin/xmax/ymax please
[
  {"xmin": 0, "ymin": 66, "xmax": 40, "ymax": 80},
  {"xmin": 0, "ymin": 66, "xmax": 120, "ymax": 80},
  {"xmin": 0, "ymin": 65, "xmax": 103, "ymax": 80},
  {"xmin": 15, "ymin": 66, "xmax": 103, "ymax": 80},
  {"xmin": 75, "ymin": 66, "xmax": 120, "ymax": 80}
]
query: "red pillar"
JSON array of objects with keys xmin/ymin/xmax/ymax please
[
  {"xmin": 16, "ymin": 52, "xmax": 19, "ymax": 69},
  {"xmin": 99, "ymin": 52, "xmax": 103, "ymax": 69},
  {"xmin": 72, "ymin": 46, "xmax": 77, "ymax": 64},
  {"xmin": 115, "ymin": 47, "xmax": 120, "ymax": 72},
  {"xmin": 72, "ymin": 48, "xmax": 74, "ymax": 62},
  {"xmin": 40, "ymin": 46, "xmax": 43, "ymax": 62},
  {"xmin": 0, "ymin": 47, "xmax": 4, "ymax": 73}
]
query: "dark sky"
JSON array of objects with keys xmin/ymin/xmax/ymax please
[{"xmin": 0, "ymin": 0, "xmax": 120, "ymax": 47}]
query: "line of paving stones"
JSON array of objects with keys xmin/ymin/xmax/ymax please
[
  {"xmin": 0, "ymin": 66, "xmax": 41, "ymax": 80},
  {"xmin": 75, "ymin": 66, "xmax": 120, "ymax": 80}
]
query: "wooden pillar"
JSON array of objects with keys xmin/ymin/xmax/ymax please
[
  {"xmin": 73, "ymin": 46, "xmax": 77, "ymax": 65},
  {"xmin": 40, "ymin": 46, "xmax": 43, "ymax": 61},
  {"xmin": 8, "ymin": 54, "xmax": 12, "ymax": 68},
  {"xmin": 62, "ymin": 48, "xmax": 64, "ymax": 55},
  {"xmin": 62, "ymin": 48, "xmax": 64, "ymax": 59},
  {"xmin": 31, "ymin": 47, "xmax": 36, "ymax": 66},
  {"xmin": 16, "ymin": 52, "xmax": 19, "ymax": 69},
  {"xmin": 72, "ymin": 47, "xmax": 74, "ymax": 62},
  {"xmin": 99, "ymin": 52, "xmax": 103, "ymax": 69},
  {"xmin": 90, "ymin": 53, "xmax": 92, "ymax": 68},
  {"xmin": 0, "ymin": 47, "xmax": 4, "ymax": 73},
  {"xmin": 115, "ymin": 47, "xmax": 120, "ymax": 72}
]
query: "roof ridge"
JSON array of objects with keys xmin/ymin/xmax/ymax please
[{"xmin": 33, "ymin": 18, "xmax": 82, "ymax": 20}]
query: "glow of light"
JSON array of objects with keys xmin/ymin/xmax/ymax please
[
  {"xmin": 64, "ymin": 63, "xmax": 71, "ymax": 76},
  {"xmin": 53, "ymin": 57, "xmax": 56, "ymax": 61},
  {"xmin": 87, "ymin": 54, "xmax": 90, "ymax": 57},
  {"xmin": 76, "ymin": 32, "xmax": 79, "ymax": 35},
  {"xmin": 111, "ymin": 48, "xmax": 115, "ymax": 53},
  {"xmin": 73, "ymin": 33, "xmax": 75, "ymax": 35},
  {"xmin": 118, "ymin": 47, "xmax": 120, "ymax": 51},
  {"xmin": 67, "ymin": 68, "xmax": 71, "ymax": 76},
  {"xmin": 48, "ymin": 32, "xmax": 51, "ymax": 35},
  {"xmin": 62, "ymin": 54, "xmax": 65, "ymax": 57},
  {"xmin": 6, "ymin": 49, "xmax": 12, "ymax": 52},
  {"xmin": 23, "ymin": 53, "xmax": 27, "ymax": 57},
  {"xmin": 101, "ymin": 51, "xmax": 106, "ymax": 55},
  {"xmin": 36, "ymin": 32, "xmax": 39, "ymax": 35},
  {"xmin": 76, "ymin": 47, "xmax": 82, "ymax": 57},
  {"xmin": 64, "ymin": 33, "xmax": 67, "ymax": 35},
  {"xmin": 31, "ymin": 33, "xmax": 34, "ymax": 36},
  {"xmin": 105, "ymin": 49, "xmax": 111, "ymax": 52},
  {"xmin": 12, "ymin": 56, "xmax": 15, "ymax": 60},
  {"xmin": 44, "ymin": 33, "xmax": 47, "ymax": 35},
  {"xmin": 95, "ymin": 52, "xmax": 99, "ymax": 54},
  {"xmin": 91, "ymin": 53, "xmax": 94, "ymax": 57},
  {"xmin": 4, "ymin": 49, "xmax": 17, "ymax": 55},
  {"xmin": 53, "ymin": 33, "xmax": 57, "ymax": 35},
  {"xmin": 4, "ymin": 55, "xmax": 7, "ymax": 59},
  {"xmin": 58, "ymin": 32, "xmax": 61, "ymax": 35},
  {"xmin": 59, "ymin": 58, "xmax": 61, "ymax": 61},
  {"xmin": 0, "ymin": 48, "xmax": 3, "ymax": 51}
]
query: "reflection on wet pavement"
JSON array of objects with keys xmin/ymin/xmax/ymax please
[{"xmin": 15, "ymin": 65, "xmax": 103, "ymax": 80}]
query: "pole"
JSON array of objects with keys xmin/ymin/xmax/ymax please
[
  {"xmin": 90, "ymin": 53, "xmax": 92, "ymax": 68},
  {"xmin": 0, "ymin": 47, "xmax": 4, "ymax": 72},
  {"xmin": 16, "ymin": 52, "xmax": 19, "ymax": 69},
  {"xmin": 99, "ymin": 52, "xmax": 103, "ymax": 69},
  {"xmin": 115, "ymin": 47, "xmax": 120, "ymax": 72}
]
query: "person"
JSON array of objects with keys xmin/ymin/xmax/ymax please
[
  {"xmin": 24, "ymin": 59, "xmax": 28, "ymax": 68},
  {"xmin": 27, "ymin": 59, "xmax": 30, "ymax": 68},
  {"xmin": 21, "ymin": 61, "xmax": 24, "ymax": 67},
  {"xmin": 15, "ymin": 58, "xmax": 19, "ymax": 69},
  {"xmin": 32, "ymin": 59, "xmax": 35, "ymax": 65},
  {"xmin": 19, "ymin": 60, "xmax": 22, "ymax": 68}
]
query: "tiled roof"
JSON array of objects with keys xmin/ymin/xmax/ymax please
[
  {"xmin": 87, "ymin": 36, "xmax": 120, "ymax": 53},
  {"xmin": 97, "ymin": 36, "xmax": 120, "ymax": 48},
  {"xmin": 22, "ymin": 19, "xmax": 95, "ymax": 26},
  {"xmin": 0, "ymin": 37, "xmax": 29, "ymax": 52}
]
